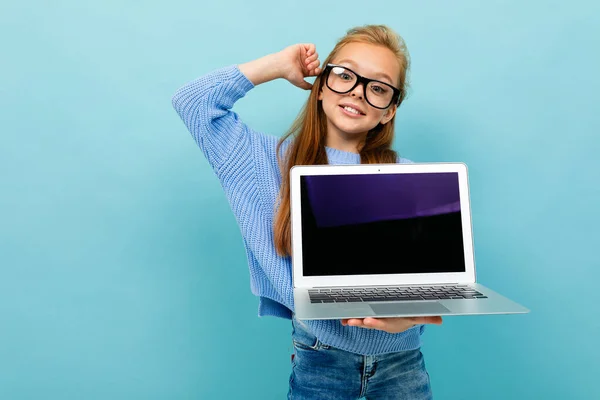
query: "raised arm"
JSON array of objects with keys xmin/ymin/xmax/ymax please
[{"xmin": 171, "ymin": 45, "xmax": 321, "ymax": 175}]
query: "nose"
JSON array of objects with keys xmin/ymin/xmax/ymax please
[{"xmin": 350, "ymin": 82, "xmax": 365, "ymax": 100}]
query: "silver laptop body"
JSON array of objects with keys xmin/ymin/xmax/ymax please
[{"xmin": 290, "ymin": 162, "xmax": 529, "ymax": 319}]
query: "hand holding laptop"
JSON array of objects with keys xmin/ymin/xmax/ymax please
[{"xmin": 341, "ymin": 316, "xmax": 443, "ymax": 333}]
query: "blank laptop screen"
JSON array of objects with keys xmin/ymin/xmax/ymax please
[{"xmin": 299, "ymin": 172, "xmax": 466, "ymax": 276}]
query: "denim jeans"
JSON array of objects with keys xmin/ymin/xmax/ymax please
[{"xmin": 288, "ymin": 318, "xmax": 433, "ymax": 400}]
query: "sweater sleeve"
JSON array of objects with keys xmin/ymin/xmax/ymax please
[{"xmin": 171, "ymin": 65, "xmax": 256, "ymax": 176}]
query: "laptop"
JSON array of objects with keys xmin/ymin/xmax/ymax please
[{"xmin": 290, "ymin": 162, "xmax": 529, "ymax": 319}]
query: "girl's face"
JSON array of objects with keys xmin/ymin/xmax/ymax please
[{"xmin": 318, "ymin": 42, "xmax": 400, "ymax": 143}]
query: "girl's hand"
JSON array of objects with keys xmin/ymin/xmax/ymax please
[
  {"xmin": 276, "ymin": 43, "xmax": 322, "ymax": 90},
  {"xmin": 341, "ymin": 316, "xmax": 443, "ymax": 334}
]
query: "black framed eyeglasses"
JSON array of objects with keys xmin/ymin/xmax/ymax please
[{"xmin": 322, "ymin": 63, "xmax": 402, "ymax": 109}]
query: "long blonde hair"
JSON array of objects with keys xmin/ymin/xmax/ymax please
[{"xmin": 273, "ymin": 24, "xmax": 411, "ymax": 256}]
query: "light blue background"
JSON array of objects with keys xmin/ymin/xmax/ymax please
[{"xmin": 1, "ymin": 0, "xmax": 599, "ymax": 399}]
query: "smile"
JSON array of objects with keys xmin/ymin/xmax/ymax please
[{"xmin": 339, "ymin": 105, "xmax": 365, "ymax": 116}]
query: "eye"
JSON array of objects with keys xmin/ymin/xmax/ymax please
[
  {"xmin": 371, "ymin": 85, "xmax": 388, "ymax": 94},
  {"xmin": 331, "ymin": 66, "xmax": 353, "ymax": 81}
]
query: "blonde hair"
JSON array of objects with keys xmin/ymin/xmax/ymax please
[{"xmin": 274, "ymin": 25, "xmax": 411, "ymax": 256}]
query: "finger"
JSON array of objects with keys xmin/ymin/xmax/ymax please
[
  {"xmin": 362, "ymin": 317, "xmax": 387, "ymax": 329},
  {"xmin": 305, "ymin": 52, "xmax": 319, "ymax": 64},
  {"xmin": 307, "ymin": 64, "xmax": 321, "ymax": 78},
  {"xmin": 424, "ymin": 316, "xmax": 443, "ymax": 324},
  {"xmin": 307, "ymin": 67, "xmax": 320, "ymax": 76},
  {"xmin": 346, "ymin": 318, "xmax": 370, "ymax": 328},
  {"xmin": 297, "ymin": 80, "xmax": 312, "ymax": 90},
  {"xmin": 307, "ymin": 59, "xmax": 320, "ymax": 71},
  {"xmin": 304, "ymin": 43, "xmax": 316, "ymax": 56},
  {"xmin": 346, "ymin": 318, "xmax": 362, "ymax": 325},
  {"xmin": 412, "ymin": 316, "xmax": 443, "ymax": 325}
]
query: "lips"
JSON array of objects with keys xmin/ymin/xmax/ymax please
[{"xmin": 339, "ymin": 103, "xmax": 366, "ymax": 115}]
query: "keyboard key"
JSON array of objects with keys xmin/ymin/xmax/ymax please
[{"xmin": 361, "ymin": 297, "xmax": 387, "ymax": 302}]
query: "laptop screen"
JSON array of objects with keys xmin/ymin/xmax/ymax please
[{"xmin": 299, "ymin": 172, "xmax": 466, "ymax": 276}]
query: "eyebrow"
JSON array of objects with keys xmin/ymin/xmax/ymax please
[{"xmin": 335, "ymin": 59, "xmax": 395, "ymax": 84}]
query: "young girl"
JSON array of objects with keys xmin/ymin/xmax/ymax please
[{"xmin": 172, "ymin": 24, "xmax": 442, "ymax": 400}]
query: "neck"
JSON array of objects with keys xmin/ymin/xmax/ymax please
[{"xmin": 325, "ymin": 127, "xmax": 366, "ymax": 154}]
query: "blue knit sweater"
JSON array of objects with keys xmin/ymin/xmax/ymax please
[{"xmin": 172, "ymin": 65, "xmax": 424, "ymax": 355}]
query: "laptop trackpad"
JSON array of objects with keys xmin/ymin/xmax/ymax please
[{"xmin": 370, "ymin": 302, "xmax": 450, "ymax": 316}]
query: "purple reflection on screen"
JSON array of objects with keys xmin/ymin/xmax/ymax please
[{"xmin": 303, "ymin": 172, "xmax": 460, "ymax": 228}]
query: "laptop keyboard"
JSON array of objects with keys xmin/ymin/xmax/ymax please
[{"xmin": 308, "ymin": 285, "xmax": 487, "ymax": 303}]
